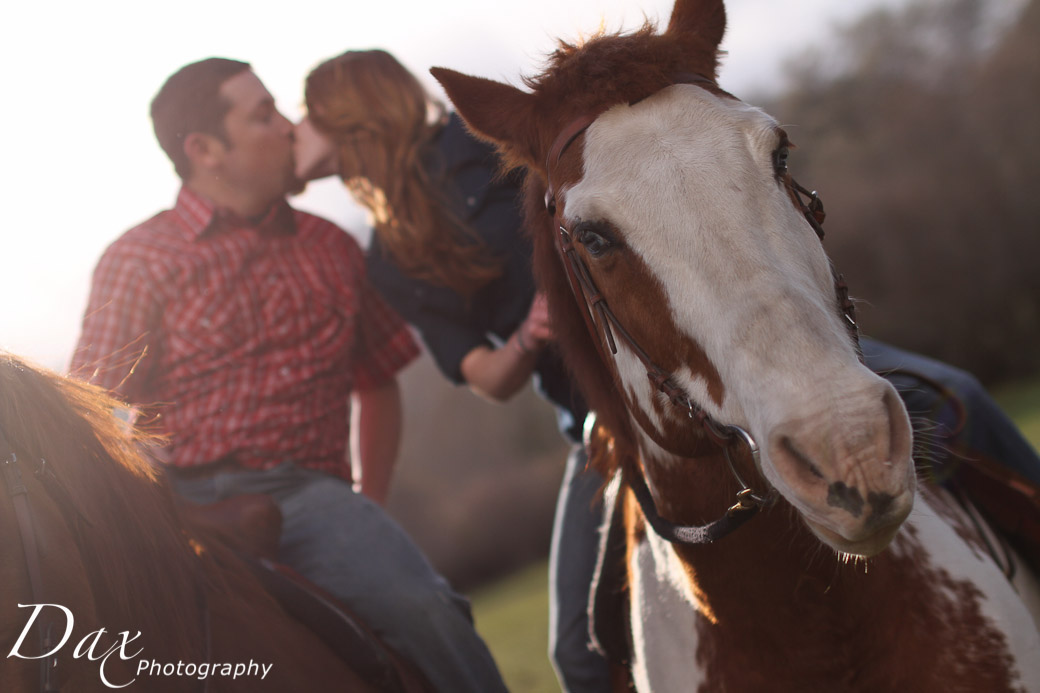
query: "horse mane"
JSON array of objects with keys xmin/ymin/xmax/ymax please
[
  {"xmin": 525, "ymin": 24, "xmax": 710, "ymax": 122},
  {"xmin": 0, "ymin": 352, "xmax": 257, "ymax": 661}
]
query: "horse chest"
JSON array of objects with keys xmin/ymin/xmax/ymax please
[{"xmin": 626, "ymin": 494, "xmax": 1040, "ymax": 693}]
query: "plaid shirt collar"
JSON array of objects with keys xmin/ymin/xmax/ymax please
[{"xmin": 171, "ymin": 186, "xmax": 297, "ymax": 241}]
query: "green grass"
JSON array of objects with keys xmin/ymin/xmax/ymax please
[
  {"xmin": 994, "ymin": 377, "xmax": 1040, "ymax": 449},
  {"xmin": 470, "ymin": 560, "xmax": 557, "ymax": 693},
  {"xmin": 471, "ymin": 376, "xmax": 1040, "ymax": 693}
]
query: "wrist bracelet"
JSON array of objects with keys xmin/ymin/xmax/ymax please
[{"xmin": 514, "ymin": 328, "xmax": 532, "ymax": 355}]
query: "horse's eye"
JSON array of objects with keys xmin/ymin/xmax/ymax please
[
  {"xmin": 576, "ymin": 223, "xmax": 614, "ymax": 258},
  {"xmin": 772, "ymin": 146, "xmax": 790, "ymax": 175}
]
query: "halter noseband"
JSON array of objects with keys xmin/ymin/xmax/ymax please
[{"xmin": 544, "ymin": 75, "xmax": 862, "ymax": 545}]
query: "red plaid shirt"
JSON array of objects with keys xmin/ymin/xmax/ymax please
[{"xmin": 70, "ymin": 187, "xmax": 419, "ymax": 478}]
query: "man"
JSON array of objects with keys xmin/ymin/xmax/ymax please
[{"xmin": 70, "ymin": 57, "xmax": 507, "ymax": 693}]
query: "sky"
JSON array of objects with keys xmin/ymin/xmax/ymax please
[{"xmin": 0, "ymin": 0, "xmax": 914, "ymax": 370}]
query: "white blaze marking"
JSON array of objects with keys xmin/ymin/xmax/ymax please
[{"xmin": 563, "ymin": 83, "xmax": 859, "ymax": 455}]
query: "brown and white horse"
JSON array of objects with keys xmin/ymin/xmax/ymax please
[
  {"xmin": 433, "ymin": 0, "xmax": 1040, "ymax": 689},
  {"xmin": 0, "ymin": 352, "xmax": 425, "ymax": 692}
]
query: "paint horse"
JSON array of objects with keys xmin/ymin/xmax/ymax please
[
  {"xmin": 433, "ymin": 0, "xmax": 1040, "ymax": 689},
  {"xmin": 0, "ymin": 352, "xmax": 426, "ymax": 693}
]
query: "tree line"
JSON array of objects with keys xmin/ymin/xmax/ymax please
[{"xmin": 765, "ymin": 0, "xmax": 1039, "ymax": 384}]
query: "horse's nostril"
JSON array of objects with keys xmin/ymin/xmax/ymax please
[
  {"xmin": 780, "ymin": 436, "xmax": 824, "ymax": 479},
  {"xmin": 827, "ymin": 481, "xmax": 865, "ymax": 518},
  {"xmin": 864, "ymin": 491, "xmax": 898, "ymax": 530}
]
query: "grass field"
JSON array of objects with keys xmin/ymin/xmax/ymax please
[
  {"xmin": 994, "ymin": 379, "xmax": 1040, "ymax": 450},
  {"xmin": 469, "ymin": 377, "xmax": 1040, "ymax": 693},
  {"xmin": 470, "ymin": 561, "xmax": 557, "ymax": 693}
]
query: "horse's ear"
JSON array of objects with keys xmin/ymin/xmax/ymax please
[
  {"xmin": 666, "ymin": 0, "xmax": 727, "ymax": 78},
  {"xmin": 431, "ymin": 67, "xmax": 539, "ymax": 167}
]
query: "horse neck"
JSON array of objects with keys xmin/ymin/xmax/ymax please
[
  {"xmin": 637, "ymin": 444, "xmax": 907, "ymax": 627},
  {"xmin": 0, "ymin": 473, "xmax": 131, "ymax": 690}
]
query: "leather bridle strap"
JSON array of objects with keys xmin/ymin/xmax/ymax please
[
  {"xmin": 543, "ymin": 75, "xmax": 775, "ymax": 545},
  {"xmin": 627, "ymin": 469, "xmax": 761, "ymax": 544},
  {"xmin": 1, "ymin": 426, "xmax": 61, "ymax": 693},
  {"xmin": 788, "ymin": 179, "xmax": 862, "ymax": 355}
]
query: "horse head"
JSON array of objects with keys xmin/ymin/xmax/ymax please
[{"xmin": 434, "ymin": 0, "xmax": 915, "ymax": 557}]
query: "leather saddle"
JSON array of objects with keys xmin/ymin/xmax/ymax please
[
  {"xmin": 243, "ymin": 556, "xmax": 428, "ymax": 693},
  {"xmin": 950, "ymin": 453, "xmax": 1040, "ymax": 574},
  {"xmin": 180, "ymin": 493, "xmax": 283, "ymax": 560},
  {"xmin": 178, "ymin": 494, "xmax": 428, "ymax": 692}
]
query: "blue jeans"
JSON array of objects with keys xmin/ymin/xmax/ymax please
[
  {"xmin": 171, "ymin": 462, "xmax": 507, "ymax": 693},
  {"xmin": 549, "ymin": 445, "xmax": 610, "ymax": 693},
  {"xmin": 861, "ymin": 337, "xmax": 1040, "ymax": 486}
]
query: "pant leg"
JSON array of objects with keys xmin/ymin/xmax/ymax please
[
  {"xmin": 173, "ymin": 463, "xmax": 507, "ymax": 693},
  {"xmin": 549, "ymin": 445, "xmax": 612, "ymax": 693},
  {"xmin": 862, "ymin": 337, "xmax": 1040, "ymax": 485}
]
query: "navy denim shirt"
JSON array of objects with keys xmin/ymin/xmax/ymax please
[{"xmin": 366, "ymin": 113, "xmax": 587, "ymax": 443}]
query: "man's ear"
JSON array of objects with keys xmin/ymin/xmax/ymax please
[{"xmin": 183, "ymin": 132, "xmax": 225, "ymax": 173}]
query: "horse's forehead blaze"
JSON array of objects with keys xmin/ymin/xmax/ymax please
[
  {"xmin": 574, "ymin": 226, "xmax": 726, "ymax": 447},
  {"xmin": 564, "ymin": 85, "xmax": 841, "ymax": 370},
  {"xmin": 605, "ymin": 250, "xmax": 725, "ymax": 407}
]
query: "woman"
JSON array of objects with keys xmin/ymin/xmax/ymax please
[
  {"xmin": 297, "ymin": 49, "xmax": 609, "ymax": 692},
  {"xmin": 295, "ymin": 49, "xmax": 1040, "ymax": 693}
]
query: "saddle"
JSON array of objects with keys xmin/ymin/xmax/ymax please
[
  {"xmin": 949, "ymin": 453, "xmax": 1040, "ymax": 574},
  {"xmin": 243, "ymin": 557, "xmax": 429, "ymax": 693},
  {"xmin": 179, "ymin": 494, "xmax": 283, "ymax": 560},
  {"xmin": 180, "ymin": 495, "xmax": 428, "ymax": 692}
]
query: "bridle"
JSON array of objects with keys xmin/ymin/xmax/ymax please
[
  {"xmin": 0, "ymin": 425, "xmax": 71, "ymax": 693},
  {"xmin": 544, "ymin": 74, "xmax": 862, "ymax": 545}
]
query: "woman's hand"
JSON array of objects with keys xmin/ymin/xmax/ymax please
[
  {"xmin": 461, "ymin": 293, "xmax": 554, "ymax": 402},
  {"xmin": 515, "ymin": 293, "xmax": 553, "ymax": 355}
]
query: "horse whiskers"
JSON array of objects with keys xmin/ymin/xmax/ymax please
[
  {"xmin": 906, "ymin": 413, "xmax": 973, "ymax": 484},
  {"xmin": 837, "ymin": 552, "xmax": 870, "ymax": 573},
  {"xmin": 907, "ymin": 413, "xmax": 956, "ymax": 448}
]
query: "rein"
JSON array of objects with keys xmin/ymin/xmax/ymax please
[
  {"xmin": 544, "ymin": 74, "xmax": 862, "ymax": 545},
  {"xmin": 0, "ymin": 425, "xmax": 63, "ymax": 692}
]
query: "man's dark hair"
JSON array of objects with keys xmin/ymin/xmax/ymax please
[{"xmin": 150, "ymin": 58, "xmax": 251, "ymax": 181}]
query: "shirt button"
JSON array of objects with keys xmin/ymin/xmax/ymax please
[
  {"xmin": 280, "ymin": 367, "xmax": 290, "ymax": 377},
  {"xmin": 466, "ymin": 196, "xmax": 477, "ymax": 207}
]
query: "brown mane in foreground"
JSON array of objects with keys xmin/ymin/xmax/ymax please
[
  {"xmin": 0, "ymin": 352, "xmax": 257, "ymax": 663},
  {"xmin": 1, "ymin": 353, "xmax": 430, "ymax": 692}
]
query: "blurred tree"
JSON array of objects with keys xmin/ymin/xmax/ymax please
[{"xmin": 766, "ymin": 0, "xmax": 1038, "ymax": 384}]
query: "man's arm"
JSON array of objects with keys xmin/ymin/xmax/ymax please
[{"xmin": 350, "ymin": 378, "xmax": 403, "ymax": 506}]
